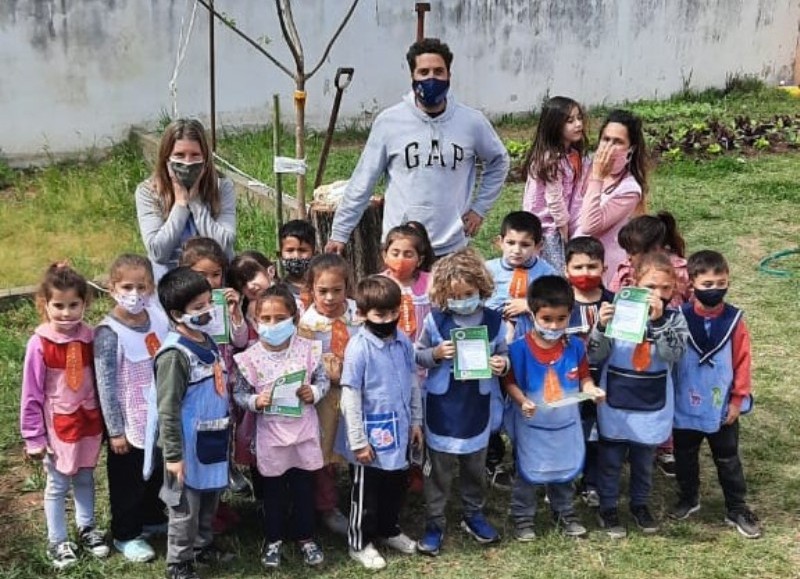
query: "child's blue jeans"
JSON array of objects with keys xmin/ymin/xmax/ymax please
[{"xmin": 597, "ymin": 439, "xmax": 656, "ymax": 511}]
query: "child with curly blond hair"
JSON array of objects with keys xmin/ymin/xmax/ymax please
[{"xmin": 414, "ymin": 248, "xmax": 509, "ymax": 555}]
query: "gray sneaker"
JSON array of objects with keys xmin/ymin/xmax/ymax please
[
  {"xmin": 597, "ymin": 508, "xmax": 627, "ymax": 539},
  {"xmin": 669, "ymin": 499, "xmax": 700, "ymax": 521},
  {"xmin": 513, "ymin": 523, "xmax": 536, "ymax": 542},
  {"xmin": 725, "ymin": 509, "xmax": 761, "ymax": 539},
  {"xmin": 47, "ymin": 541, "xmax": 78, "ymax": 570},
  {"xmin": 300, "ymin": 540, "xmax": 324, "ymax": 566},
  {"xmin": 554, "ymin": 512, "xmax": 588, "ymax": 537}
]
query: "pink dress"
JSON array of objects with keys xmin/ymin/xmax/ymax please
[
  {"xmin": 574, "ymin": 174, "xmax": 643, "ymax": 286},
  {"xmin": 20, "ymin": 323, "xmax": 102, "ymax": 475},
  {"xmin": 234, "ymin": 336, "xmax": 324, "ymax": 477}
]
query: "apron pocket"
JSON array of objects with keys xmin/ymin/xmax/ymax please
[
  {"xmin": 606, "ymin": 366, "xmax": 668, "ymax": 412},
  {"xmin": 196, "ymin": 418, "xmax": 230, "ymax": 465}
]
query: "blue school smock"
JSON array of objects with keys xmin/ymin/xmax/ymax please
[
  {"xmin": 505, "ymin": 335, "xmax": 586, "ymax": 484},
  {"xmin": 674, "ymin": 303, "xmax": 752, "ymax": 433}
]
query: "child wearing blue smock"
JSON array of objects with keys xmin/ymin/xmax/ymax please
[
  {"xmin": 503, "ymin": 276, "xmax": 605, "ymax": 541},
  {"xmin": 589, "ymin": 252, "xmax": 688, "ymax": 539},
  {"xmin": 337, "ymin": 276, "xmax": 423, "ymax": 570},
  {"xmin": 415, "ymin": 248, "xmax": 509, "ymax": 556}
]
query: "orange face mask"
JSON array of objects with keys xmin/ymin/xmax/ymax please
[{"xmin": 384, "ymin": 256, "xmax": 418, "ymax": 280}]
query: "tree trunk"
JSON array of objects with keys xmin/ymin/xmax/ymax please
[
  {"xmin": 294, "ymin": 78, "xmax": 307, "ymax": 218},
  {"xmin": 310, "ymin": 196, "xmax": 384, "ymax": 281}
]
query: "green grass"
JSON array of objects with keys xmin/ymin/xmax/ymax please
[{"xmin": 2, "ymin": 90, "xmax": 800, "ymax": 577}]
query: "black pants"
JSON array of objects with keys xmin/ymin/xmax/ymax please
[
  {"xmin": 673, "ymin": 421, "xmax": 748, "ymax": 513},
  {"xmin": 260, "ymin": 468, "xmax": 315, "ymax": 543},
  {"xmin": 348, "ymin": 465, "xmax": 407, "ymax": 551},
  {"xmin": 107, "ymin": 445, "xmax": 167, "ymax": 541}
]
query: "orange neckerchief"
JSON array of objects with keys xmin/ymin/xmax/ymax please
[
  {"xmin": 65, "ymin": 342, "xmax": 84, "ymax": 391},
  {"xmin": 145, "ymin": 332, "xmax": 161, "ymax": 358},
  {"xmin": 399, "ymin": 293, "xmax": 417, "ymax": 337},
  {"xmin": 631, "ymin": 340, "xmax": 652, "ymax": 372},
  {"xmin": 213, "ymin": 361, "xmax": 225, "ymax": 397},
  {"xmin": 509, "ymin": 268, "xmax": 529, "ymax": 299},
  {"xmin": 330, "ymin": 318, "xmax": 350, "ymax": 360},
  {"xmin": 542, "ymin": 365, "xmax": 565, "ymax": 404}
]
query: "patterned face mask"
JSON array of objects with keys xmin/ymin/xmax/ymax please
[
  {"xmin": 281, "ymin": 257, "xmax": 312, "ymax": 278},
  {"xmin": 169, "ymin": 159, "xmax": 204, "ymax": 190}
]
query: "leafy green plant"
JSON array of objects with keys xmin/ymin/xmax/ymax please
[{"xmin": 755, "ymin": 136, "xmax": 771, "ymax": 150}]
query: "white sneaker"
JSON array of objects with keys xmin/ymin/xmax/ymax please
[
  {"xmin": 349, "ymin": 543, "xmax": 387, "ymax": 570},
  {"xmin": 322, "ymin": 508, "xmax": 349, "ymax": 536},
  {"xmin": 381, "ymin": 533, "xmax": 416, "ymax": 554}
]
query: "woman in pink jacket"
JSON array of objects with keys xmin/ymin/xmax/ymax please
[{"xmin": 575, "ymin": 110, "xmax": 650, "ymax": 285}]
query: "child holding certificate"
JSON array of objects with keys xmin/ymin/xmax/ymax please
[
  {"xmin": 233, "ymin": 284, "xmax": 328, "ymax": 569},
  {"xmin": 503, "ymin": 276, "xmax": 605, "ymax": 541},
  {"xmin": 415, "ymin": 248, "xmax": 509, "ymax": 555},
  {"xmin": 589, "ymin": 252, "xmax": 688, "ymax": 538}
]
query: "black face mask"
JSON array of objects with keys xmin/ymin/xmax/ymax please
[
  {"xmin": 694, "ymin": 287, "xmax": 727, "ymax": 308},
  {"xmin": 281, "ymin": 257, "xmax": 311, "ymax": 278},
  {"xmin": 365, "ymin": 318, "xmax": 399, "ymax": 339},
  {"xmin": 169, "ymin": 160, "xmax": 204, "ymax": 191}
]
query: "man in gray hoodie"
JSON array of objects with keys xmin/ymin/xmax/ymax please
[{"xmin": 325, "ymin": 38, "xmax": 510, "ymax": 258}]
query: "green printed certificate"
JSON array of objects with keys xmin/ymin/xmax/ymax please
[
  {"xmin": 208, "ymin": 289, "xmax": 231, "ymax": 345},
  {"xmin": 451, "ymin": 325, "xmax": 492, "ymax": 380},
  {"xmin": 265, "ymin": 369, "xmax": 305, "ymax": 417},
  {"xmin": 605, "ymin": 287, "xmax": 651, "ymax": 343}
]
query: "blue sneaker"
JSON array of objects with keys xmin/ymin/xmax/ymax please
[
  {"xmin": 114, "ymin": 537, "xmax": 155, "ymax": 563},
  {"xmin": 461, "ymin": 513, "xmax": 500, "ymax": 544},
  {"xmin": 416, "ymin": 524, "xmax": 444, "ymax": 556}
]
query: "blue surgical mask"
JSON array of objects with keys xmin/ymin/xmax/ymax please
[
  {"xmin": 533, "ymin": 318, "xmax": 566, "ymax": 341},
  {"xmin": 258, "ymin": 318, "xmax": 296, "ymax": 346},
  {"xmin": 447, "ymin": 294, "xmax": 481, "ymax": 316},
  {"xmin": 412, "ymin": 78, "xmax": 450, "ymax": 108}
]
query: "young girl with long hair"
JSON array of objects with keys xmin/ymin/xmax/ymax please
[{"xmin": 522, "ymin": 96, "xmax": 590, "ymax": 272}]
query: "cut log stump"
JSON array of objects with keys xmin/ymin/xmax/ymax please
[{"xmin": 310, "ymin": 194, "xmax": 384, "ymax": 282}]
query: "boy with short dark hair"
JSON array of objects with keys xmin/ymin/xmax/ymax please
[
  {"xmin": 152, "ymin": 267, "xmax": 232, "ymax": 579},
  {"xmin": 502, "ymin": 276, "xmax": 605, "ymax": 541},
  {"xmin": 484, "ymin": 211, "xmax": 556, "ymax": 488},
  {"xmin": 336, "ymin": 275, "xmax": 423, "ymax": 570},
  {"xmin": 564, "ymin": 236, "xmax": 614, "ymax": 507},
  {"xmin": 671, "ymin": 250, "xmax": 761, "ymax": 539},
  {"xmin": 278, "ymin": 220, "xmax": 317, "ymax": 306}
]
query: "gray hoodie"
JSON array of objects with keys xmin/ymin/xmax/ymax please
[{"xmin": 330, "ymin": 92, "xmax": 509, "ymax": 256}]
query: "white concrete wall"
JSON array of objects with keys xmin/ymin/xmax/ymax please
[{"xmin": 1, "ymin": 0, "xmax": 798, "ymax": 161}]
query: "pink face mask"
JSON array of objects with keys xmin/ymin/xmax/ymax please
[{"xmin": 610, "ymin": 147, "xmax": 632, "ymax": 175}]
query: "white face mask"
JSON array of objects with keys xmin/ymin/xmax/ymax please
[{"xmin": 113, "ymin": 291, "xmax": 148, "ymax": 315}]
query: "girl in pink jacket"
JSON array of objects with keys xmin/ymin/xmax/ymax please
[
  {"xmin": 20, "ymin": 263, "xmax": 108, "ymax": 569},
  {"xmin": 522, "ymin": 96, "xmax": 590, "ymax": 272}
]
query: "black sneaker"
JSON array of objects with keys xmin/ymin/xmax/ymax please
[
  {"xmin": 597, "ymin": 508, "xmax": 627, "ymax": 539},
  {"xmin": 194, "ymin": 543, "xmax": 234, "ymax": 566},
  {"xmin": 166, "ymin": 561, "xmax": 200, "ymax": 579},
  {"xmin": 725, "ymin": 509, "xmax": 761, "ymax": 539},
  {"xmin": 79, "ymin": 526, "xmax": 110, "ymax": 558},
  {"xmin": 630, "ymin": 505, "xmax": 659, "ymax": 534},
  {"xmin": 553, "ymin": 512, "xmax": 588, "ymax": 537},
  {"xmin": 260, "ymin": 540, "xmax": 282, "ymax": 569},
  {"xmin": 669, "ymin": 499, "xmax": 700, "ymax": 521}
]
